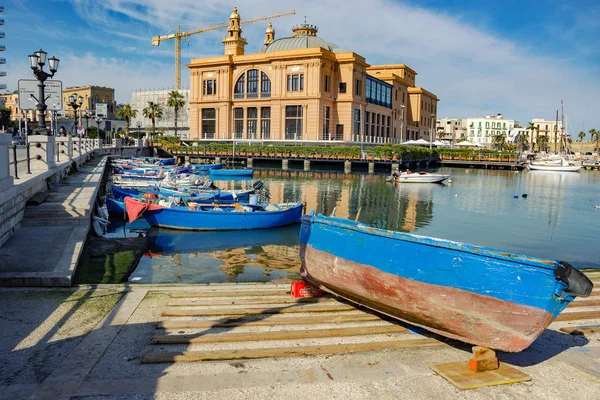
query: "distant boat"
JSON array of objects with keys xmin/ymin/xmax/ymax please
[
  {"xmin": 388, "ymin": 171, "xmax": 450, "ymax": 183},
  {"xmin": 527, "ymin": 157, "xmax": 582, "ymax": 172},
  {"xmin": 210, "ymin": 169, "xmax": 254, "ymax": 177},
  {"xmin": 124, "ymin": 196, "xmax": 303, "ymax": 231},
  {"xmin": 299, "ymin": 213, "xmax": 593, "ymax": 352},
  {"xmin": 194, "ymin": 163, "xmax": 224, "ymax": 172}
]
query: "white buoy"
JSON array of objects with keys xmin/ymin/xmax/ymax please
[
  {"xmin": 448, "ymin": 179, "xmax": 453, "ymax": 183},
  {"xmin": 455, "ymin": 194, "xmax": 458, "ymax": 197}
]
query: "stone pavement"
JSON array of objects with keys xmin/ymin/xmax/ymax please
[
  {"xmin": 1, "ymin": 284, "xmax": 599, "ymax": 400},
  {"xmin": 0, "ymin": 157, "xmax": 107, "ymax": 286}
]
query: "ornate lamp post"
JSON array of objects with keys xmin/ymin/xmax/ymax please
[
  {"xmin": 68, "ymin": 94, "xmax": 83, "ymax": 136},
  {"xmin": 83, "ymin": 109, "xmax": 92, "ymax": 137},
  {"xmin": 136, "ymin": 121, "xmax": 142, "ymax": 139},
  {"xmin": 95, "ymin": 116, "xmax": 103, "ymax": 142},
  {"xmin": 28, "ymin": 49, "xmax": 59, "ymax": 135}
]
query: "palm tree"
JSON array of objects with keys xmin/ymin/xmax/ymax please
[
  {"xmin": 578, "ymin": 131, "xmax": 586, "ymax": 142},
  {"xmin": 517, "ymin": 132, "xmax": 530, "ymax": 152},
  {"xmin": 537, "ymin": 135, "xmax": 550, "ymax": 152},
  {"xmin": 143, "ymin": 101, "xmax": 163, "ymax": 143},
  {"xmin": 491, "ymin": 133, "xmax": 505, "ymax": 151},
  {"xmin": 590, "ymin": 129, "xmax": 599, "ymax": 152},
  {"xmin": 527, "ymin": 122, "xmax": 538, "ymax": 152},
  {"xmin": 167, "ymin": 90, "xmax": 186, "ymax": 138},
  {"xmin": 115, "ymin": 104, "xmax": 137, "ymax": 138}
]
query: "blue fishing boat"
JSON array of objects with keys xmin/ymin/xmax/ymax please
[
  {"xmin": 110, "ymin": 185, "xmax": 250, "ymax": 203},
  {"xmin": 125, "ymin": 197, "xmax": 303, "ymax": 231},
  {"xmin": 210, "ymin": 169, "xmax": 254, "ymax": 177},
  {"xmin": 299, "ymin": 213, "xmax": 593, "ymax": 352},
  {"xmin": 105, "ymin": 197, "xmax": 127, "ymax": 215},
  {"xmin": 194, "ymin": 163, "xmax": 224, "ymax": 172}
]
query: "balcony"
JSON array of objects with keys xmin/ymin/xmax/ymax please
[{"xmin": 233, "ymin": 92, "xmax": 272, "ymax": 100}]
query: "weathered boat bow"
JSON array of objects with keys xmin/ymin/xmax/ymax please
[{"xmin": 299, "ymin": 212, "xmax": 594, "ymax": 352}]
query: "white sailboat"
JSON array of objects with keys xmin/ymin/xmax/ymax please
[{"xmin": 527, "ymin": 103, "xmax": 582, "ymax": 172}]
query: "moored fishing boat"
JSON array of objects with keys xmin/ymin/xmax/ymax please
[
  {"xmin": 124, "ymin": 196, "xmax": 303, "ymax": 230},
  {"xmin": 194, "ymin": 163, "xmax": 224, "ymax": 172},
  {"xmin": 299, "ymin": 213, "xmax": 593, "ymax": 352},
  {"xmin": 210, "ymin": 169, "xmax": 254, "ymax": 177}
]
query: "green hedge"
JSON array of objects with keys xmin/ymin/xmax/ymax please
[{"xmin": 167, "ymin": 143, "xmax": 438, "ymax": 161}]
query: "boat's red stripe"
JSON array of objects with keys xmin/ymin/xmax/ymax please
[{"xmin": 300, "ymin": 245, "xmax": 554, "ymax": 352}]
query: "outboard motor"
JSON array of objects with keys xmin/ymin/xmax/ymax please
[{"xmin": 252, "ymin": 180, "xmax": 264, "ymax": 192}]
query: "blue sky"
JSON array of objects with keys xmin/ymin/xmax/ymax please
[{"xmin": 3, "ymin": 0, "xmax": 599, "ymax": 135}]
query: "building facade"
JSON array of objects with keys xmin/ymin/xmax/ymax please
[
  {"xmin": 62, "ymin": 86, "xmax": 117, "ymax": 119},
  {"xmin": 435, "ymin": 118, "xmax": 467, "ymax": 143},
  {"xmin": 466, "ymin": 114, "xmax": 515, "ymax": 146},
  {"xmin": 530, "ymin": 118, "xmax": 564, "ymax": 147},
  {"xmin": 187, "ymin": 8, "xmax": 438, "ymax": 143},
  {"xmin": 130, "ymin": 88, "xmax": 191, "ymax": 138},
  {"xmin": 0, "ymin": 6, "xmax": 5, "ymax": 92},
  {"xmin": 0, "ymin": 93, "xmax": 40, "ymax": 122}
]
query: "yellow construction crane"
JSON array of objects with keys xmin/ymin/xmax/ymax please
[{"xmin": 152, "ymin": 9, "xmax": 296, "ymax": 90}]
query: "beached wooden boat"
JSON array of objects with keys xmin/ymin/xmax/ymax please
[
  {"xmin": 210, "ymin": 169, "xmax": 254, "ymax": 177},
  {"xmin": 299, "ymin": 213, "xmax": 593, "ymax": 352},
  {"xmin": 124, "ymin": 197, "xmax": 303, "ymax": 231}
]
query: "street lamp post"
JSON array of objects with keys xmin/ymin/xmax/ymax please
[
  {"xmin": 83, "ymin": 110, "xmax": 92, "ymax": 137},
  {"xmin": 28, "ymin": 49, "xmax": 59, "ymax": 135},
  {"xmin": 429, "ymin": 113, "xmax": 435, "ymax": 150},
  {"xmin": 399, "ymin": 104, "xmax": 405, "ymax": 144},
  {"xmin": 136, "ymin": 121, "xmax": 142, "ymax": 139},
  {"xmin": 68, "ymin": 94, "xmax": 83, "ymax": 136},
  {"xmin": 95, "ymin": 116, "xmax": 103, "ymax": 143}
]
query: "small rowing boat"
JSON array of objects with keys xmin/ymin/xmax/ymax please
[
  {"xmin": 124, "ymin": 197, "xmax": 303, "ymax": 231},
  {"xmin": 299, "ymin": 213, "xmax": 592, "ymax": 352}
]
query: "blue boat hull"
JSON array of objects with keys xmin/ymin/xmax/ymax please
[
  {"xmin": 110, "ymin": 185, "xmax": 246, "ymax": 203},
  {"xmin": 299, "ymin": 214, "xmax": 592, "ymax": 352},
  {"xmin": 210, "ymin": 169, "xmax": 254, "ymax": 177},
  {"xmin": 136, "ymin": 201, "xmax": 303, "ymax": 231},
  {"xmin": 194, "ymin": 163, "xmax": 224, "ymax": 171}
]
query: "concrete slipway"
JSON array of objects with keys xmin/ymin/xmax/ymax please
[{"xmin": 0, "ymin": 276, "xmax": 599, "ymax": 400}]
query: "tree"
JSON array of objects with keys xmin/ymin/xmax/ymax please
[
  {"xmin": 0, "ymin": 107, "xmax": 12, "ymax": 130},
  {"xmin": 458, "ymin": 134, "xmax": 467, "ymax": 142},
  {"xmin": 590, "ymin": 129, "xmax": 599, "ymax": 152},
  {"xmin": 537, "ymin": 135, "xmax": 550, "ymax": 152},
  {"xmin": 517, "ymin": 132, "xmax": 530, "ymax": 152},
  {"xmin": 578, "ymin": 131, "xmax": 586, "ymax": 142},
  {"xmin": 143, "ymin": 101, "xmax": 163, "ymax": 142},
  {"xmin": 436, "ymin": 129, "xmax": 445, "ymax": 141},
  {"xmin": 527, "ymin": 122, "xmax": 538, "ymax": 152},
  {"xmin": 115, "ymin": 104, "xmax": 138, "ymax": 138},
  {"xmin": 167, "ymin": 90, "xmax": 185, "ymax": 138},
  {"xmin": 491, "ymin": 133, "xmax": 506, "ymax": 150}
]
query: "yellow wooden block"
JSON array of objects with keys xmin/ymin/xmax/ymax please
[{"xmin": 431, "ymin": 361, "xmax": 531, "ymax": 390}]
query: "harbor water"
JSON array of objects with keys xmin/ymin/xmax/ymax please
[{"xmin": 105, "ymin": 166, "xmax": 600, "ymax": 284}]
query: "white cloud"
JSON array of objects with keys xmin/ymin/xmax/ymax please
[{"xmin": 16, "ymin": 0, "xmax": 600, "ymax": 132}]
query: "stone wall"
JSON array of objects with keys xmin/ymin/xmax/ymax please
[{"xmin": 0, "ymin": 138, "xmax": 151, "ymax": 249}]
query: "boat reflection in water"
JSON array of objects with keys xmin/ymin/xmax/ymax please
[{"xmin": 129, "ymin": 224, "xmax": 301, "ymax": 284}]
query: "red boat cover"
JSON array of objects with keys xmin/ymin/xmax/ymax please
[{"xmin": 124, "ymin": 196, "xmax": 163, "ymax": 223}]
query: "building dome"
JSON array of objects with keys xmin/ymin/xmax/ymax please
[
  {"xmin": 264, "ymin": 22, "xmax": 344, "ymax": 53},
  {"xmin": 264, "ymin": 34, "xmax": 344, "ymax": 53}
]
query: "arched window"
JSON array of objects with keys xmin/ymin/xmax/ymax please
[
  {"xmin": 247, "ymin": 69, "xmax": 259, "ymax": 98},
  {"xmin": 261, "ymin": 72, "xmax": 271, "ymax": 97},
  {"xmin": 234, "ymin": 74, "xmax": 245, "ymax": 99}
]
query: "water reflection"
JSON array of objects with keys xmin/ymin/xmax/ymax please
[{"xmin": 120, "ymin": 167, "xmax": 599, "ymax": 283}]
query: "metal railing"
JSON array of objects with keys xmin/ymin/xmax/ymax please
[{"xmin": 9, "ymin": 144, "xmax": 32, "ymax": 180}]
